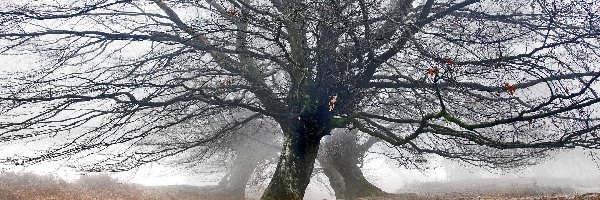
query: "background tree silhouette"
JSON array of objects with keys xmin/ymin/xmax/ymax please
[{"xmin": 1, "ymin": 0, "xmax": 600, "ymax": 199}]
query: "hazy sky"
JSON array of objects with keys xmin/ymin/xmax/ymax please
[{"xmin": 1, "ymin": 1, "xmax": 599, "ymax": 200}]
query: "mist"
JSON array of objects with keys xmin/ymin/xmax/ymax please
[
  {"xmin": 1, "ymin": 0, "xmax": 600, "ymax": 199},
  {"xmin": 3, "ymin": 143, "xmax": 600, "ymax": 199}
]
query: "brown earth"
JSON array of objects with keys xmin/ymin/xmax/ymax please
[
  {"xmin": 1, "ymin": 172, "xmax": 599, "ymax": 200},
  {"xmin": 360, "ymin": 193, "xmax": 600, "ymax": 200},
  {"xmin": 0, "ymin": 172, "xmax": 230, "ymax": 200},
  {"xmin": 376, "ymin": 178, "xmax": 600, "ymax": 200}
]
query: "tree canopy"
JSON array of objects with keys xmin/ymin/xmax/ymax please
[{"xmin": 1, "ymin": 0, "xmax": 599, "ymax": 199}]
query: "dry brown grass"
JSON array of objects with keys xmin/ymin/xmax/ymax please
[
  {"xmin": 0, "ymin": 172, "xmax": 234, "ymax": 200},
  {"xmin": 1, "ymin": 172, "xmax": 599, "ymax": 200},
  {"xmin": 360, "ymin": 193, "xmax": 600, "ymax": 200},
  {"xmin": 383, "ymin": 178, "xmax": 600, "ymax": 200}
]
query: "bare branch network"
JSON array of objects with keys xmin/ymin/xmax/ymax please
[{"xmin": 0, "ymin": 0, "xmax": 599, "ymax": 199}]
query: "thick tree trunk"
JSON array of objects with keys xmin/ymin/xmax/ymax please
[
  {"xmin": 319, "ymin": 130, "xmax": 385, "ymax": 199},
  {"xmin": 261, "ymin": 130, "xmax": 322, "ymax": 200},
  {"xmin": 338, "ymin": 163, "xmax": 385, "ymax": 200}
]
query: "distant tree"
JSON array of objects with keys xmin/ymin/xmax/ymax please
[
  {"xmin": 204, "ymin": 114, "xmax": 281, "ymax": 200},
  {"xmin": 1, "ymin": 0, "xmax": 600, "ymax": 199}
]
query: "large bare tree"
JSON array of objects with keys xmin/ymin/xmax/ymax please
[{"xmin": 1, "ymin": 0, "xmax": 600, "ymax": 199}]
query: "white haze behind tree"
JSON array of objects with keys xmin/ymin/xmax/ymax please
[
  {"xmin": 1, "ymin": 50, "xmax": 600, "ymax": 199},
  {"xmin": 2, "ymin": 140, "xmax": 600, "ymax": 200},
  {"xmin": 0, "ymin": 0, "xmax": 600, "ymax": 199}
]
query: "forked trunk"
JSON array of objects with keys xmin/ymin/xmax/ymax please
[
  {"xmin": 261, "ymin": 129, "xmax": 322, "ymax": 200},
  {"xmin": 338, "ymin": 163, "xmax": 385, "ymax": 200},
  {"xmin": 320, "ymin": 157, "xmax": 385, "ymax": 199},
  {"xmin": 319, "ymin": 130, "xmax": 385, "ymax": 199}
]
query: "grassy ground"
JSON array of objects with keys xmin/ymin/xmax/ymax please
[
  {"xmin": 1, "ymin": 172, "xmax": 599, "ymax": 200},
  {"xmin": 385, "ymin": 178, "xmax": 600, "ymax": 200},
  {"xmin": 360, "ymin": 193, "xmax": 600, "ymax": 200},
  {"xmin": 0, "ymin": 172, "xmax": 225, "ymax": 200}
]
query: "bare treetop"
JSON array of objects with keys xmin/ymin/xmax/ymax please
[{"xmin": 0, "ymin": 0, "xmax": 599, "ymax": 199}]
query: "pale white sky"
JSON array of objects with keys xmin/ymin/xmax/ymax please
[{"xmin": 1, "ymin": 1, "xmax": 600, "ymax": 200}]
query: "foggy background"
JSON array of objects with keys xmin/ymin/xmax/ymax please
[
  {"xmin": 2, "ymin": 146, "xmax": 599, "ymax": 199},
  {"xmin": 1, "ymin": 0, "xmax": 599, "ymax": 199}
]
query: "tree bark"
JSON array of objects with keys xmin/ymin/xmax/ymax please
[
  {"xmin": 338, "ymin": 163, "xmax": 385, "ymax": 200},
  {"xmin": 319, "ymin": 130, "xmax": 385, "ymax": 200},
  {"xmin": 261, "ymin": 129, "xmax": 323, "ymax": 200}
]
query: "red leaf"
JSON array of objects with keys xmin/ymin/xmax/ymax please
[
  {"xmin": 502, "ymin": 82, "xmax": 516, "ymax": 95},
  {"xmin": 427, "ymin": 67, "xmax": 440, "ymax": 76},
  {"xmin": 227, "ymin": 9, "xmax": 238, "ymax": 17},
  {"xmin": 508, "ymin": 86, "xmax": 516, "ymax": 95}
]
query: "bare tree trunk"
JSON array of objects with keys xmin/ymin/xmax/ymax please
[
  {"xmin": 338, "ymin": 163, "xmax": 385, "ymax": 199},
  {"xmin": 319, "ymin": 158, "xmax": 385, "ymax": 200},
  {"xmin": 319, "ymin": 130, "xmax": 385, "ymax": 200},
  {"xmin": 261, "ymin": 129, "xmax": 322, "ymax": 200}
]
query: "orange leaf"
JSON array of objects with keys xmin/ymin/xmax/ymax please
[
  {"xmin": 502, "ymin": 82, "xmax": 516, "ymax": 95},
  {"xmin": 227, "ymin": 9, "xmax": 238, "ymax": 17},
  {"xmin": 328, "ymin": 95, "xmax": 337, "ymax": 112},
  {"xmin": 427, "ymin": 67, "xmax": 440, "ymax": 76},
  {"xmin": 508, "ymin": 86, "xmax": 516, "ymax": 95}
]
